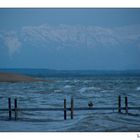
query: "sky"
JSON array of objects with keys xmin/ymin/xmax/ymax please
[{"xmin": 0, "ymin": 8, "xmax": 140, "ymax": 70}]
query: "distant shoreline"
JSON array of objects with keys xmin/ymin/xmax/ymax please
[
  {"xmin": 0, "ymin": 72, "xmax": 46, "ymax": 82},
  {"xmin": 0, "ymin": 69, "xmax": 140, "ymax": 78}
]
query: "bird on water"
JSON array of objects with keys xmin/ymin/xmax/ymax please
[{"xmin": 88, "ymin": 101, "xmax": 93, "ymax": 108}]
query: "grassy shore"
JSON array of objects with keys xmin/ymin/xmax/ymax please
[{"xmin": 0, "ymin": 72, "xmax": 45, "ymax": 82}]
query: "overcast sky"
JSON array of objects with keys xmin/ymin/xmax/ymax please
[{"xmin": 0, "ymin": 8, "xmax": 140, "ymax": 70}]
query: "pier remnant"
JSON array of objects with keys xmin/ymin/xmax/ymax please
[
  {"xmin": 14, "ymin": 98, "xmax": 17, "ymax": 120},
  {"xmin": 118, "ymin": 96, "xmax": 121, "ymax": 113},
  {"xmin": 70, "ymin": 97, "xmax": 74, "ymax": 119},
  {"xmin": 64, "ymin": 99, "xmax": 67, "ymax": 120},
  {"xmin": 125, "ymin": 96, "xmax": 128, "ymax": 114},
  {"xmin": 8, "ymin": 98, "xmax": 12, "ymax": 120}
]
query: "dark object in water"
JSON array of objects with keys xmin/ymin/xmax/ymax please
[{"xmin": 88, "ymin": 101, "xmax": 93, "ymax": 108}]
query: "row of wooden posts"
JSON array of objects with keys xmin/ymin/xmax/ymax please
[
  {"xmin": 7, "ymin": 97, "xmax": 74, "ymax": 120},
  {"xmin": 1, "ymin": 95, "xmax": 138, "ymax": 121},
  {"xmin": 118, "ymin": 95, "xmax": 128, "ymax": 114},
  {"xmin": 64, "ymin": 98, "xmax": 74, "ymax": 120},
  {"xmin": 8, "ymin": 98, "xmax": 17, "ymax": 120}
]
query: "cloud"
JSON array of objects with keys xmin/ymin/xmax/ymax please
[
  {"xmin": 22, "ymin": 24, "xmax": 119, "ymax": 47},
  {"xmin": 114, "ymin": 25, "xmax": 140, "ymax": 42},
  {"xmin": 0, "ymin": 31, "xmax": 21, "ymax": 57},
  {"xmin": 22, "ymin": 24, "xmax": 84, "ymax": 45},
  {"xmin": 1, "ymin": 23, "xmax": 140, "ymax": 57},
  {"xmin": 21, "ymin": 24, "xmax": 140, "ymax": 48}
]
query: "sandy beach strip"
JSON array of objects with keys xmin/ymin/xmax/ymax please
[{"xmin": 0, "ymin": 72, "xmax": 46, "ymax": 82}]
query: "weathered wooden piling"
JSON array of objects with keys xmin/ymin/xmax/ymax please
[
  {"xmin": 125, "ymin": 96, "xmax": 128, "ymax": 114},
  {"xmin": 70, "ymin": 97, "xmax": 74, "ymax": 119},
  {"xmin": 14, "ymin": 98, "xmax": 17, "ymax": 120},
  {"xmin": 64, "ymin": 99, "xmax": 67, "ymax": 120},
  {"xmin": 8, "ymin": 98, "xmax": 12, "ymax": 120},
  {"xmin": 0, "ymin": 96, "xmax": 139, "ymax": 121},
  {"xmin": 118, "ymin": 96, "xmax": 121, "ymax": 113}
]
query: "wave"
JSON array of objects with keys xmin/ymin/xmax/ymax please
[
  {"xmin": 73, "ymin": 80, "xmax": 80, "ymax": 83},
  {"xmin": 79, "ymin": 86, "xmax": 101, "ymax": 93},
  {"xmin": 63, "ymin": 80, "xmax": 70, "ymax": 83},
  {"xmin": 83, "ymin": 80, "xmax": 92, "ymax": 83},
  {"xmin": 63, "ymin": 85, "xmax": 73, "ymax": 89},
  {"xmin": 136, "ymin": 87, "xmax": 140, "ymax": 91},
  {"xmin": 101, "ymin": 90, "xmax": 114, "ymax": 93},
  {"xmin": 54, "ymin": 89, "xmax": 62, "ymax": 93}
]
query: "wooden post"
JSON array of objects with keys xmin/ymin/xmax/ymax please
[
  {"xmin": 118, "ymin": 96, "xmax": 121, "ymax": 113},
  {"xmin": 70, "ymin": 97, "xmax": 74, "ymax": 119},
  {"xmin": 14, "ymin": 98, "xmax": 17, "ymax": 120},
  {"xmin": 125, "ymin": 96, "xmax": 128, "ymax": 114},
  {"xmin": 64, "ymin": 99, "xmax": 67, "ymax": 120},
  {"xmin": 8, "ymin": 98, "xmax": 12, "ymax": 120}
]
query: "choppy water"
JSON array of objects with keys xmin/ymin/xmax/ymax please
[{"xmin": 0, "ymin": 74, "xmax": 140, "ymax": 131}]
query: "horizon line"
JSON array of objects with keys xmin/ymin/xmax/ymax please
[{"xmin": 0, "ymin": 68, "xmax": 140, "ymax": 71}]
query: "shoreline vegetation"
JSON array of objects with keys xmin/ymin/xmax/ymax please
[{"xmin": 0, "ymin": 72, "xmax": 48, "ymax": 82}]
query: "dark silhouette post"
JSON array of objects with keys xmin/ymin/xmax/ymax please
[
  {"xmin": 8, "ymin": 98, "xmax": 12, "ymax": 120},
  {"xmin": 118, "ymin": 96, "xmax": 121, "ymax": 113},
  {"xmin": 64, "ymin": 99, "xmax": 67, "ymax": 120},
  {"xmin": 125, "ymin": 96, "xmax": 128, "ymax": 114},
  {"xmin": 14, "ymin": 98, "xmax": 17, "ymax": 120},
  {"xmin": 70, "ymin": 97, "xmax": 74, "ymax": 119}
]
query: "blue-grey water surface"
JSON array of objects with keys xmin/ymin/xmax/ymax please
[{"xmin": 0, "ymin": 75, "xmax": 140, "ymax": 132}]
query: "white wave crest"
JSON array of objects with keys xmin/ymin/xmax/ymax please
[
  {"xmin": 136, "ymin": 87, "xmax": 140, "ymax": 91},
  {"xmin": 83, "ymin": 80, "xmax": 92, "ymax": 83},
  {"xmin": 73, "ymin": 80, "xmax": 80, "ymax": 83},
  {"xmin": 63, "ymin": 85, "xmax": 72, "ymax": 89},
  {"xmin": 54, "ymin": 89, "xmax": 62, "ymax": 93},
  {"xmin": 64, "ymin": 80, "xmax": 70, "ymax": 83},
  {"xmin": 79, "ymin": 86, "xmax": 100, "ymax": 93}
]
